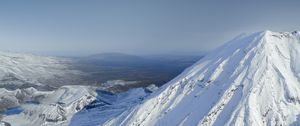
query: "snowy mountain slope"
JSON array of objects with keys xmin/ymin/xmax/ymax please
[
  {"xmin": 1, "ymin": 86, "xmax": 96, "ymax": 126},
  {"xmin": 102, "ymin": 31, "xmax": 300, "ymax": 126},
  {"xmin": 0, "ymin": 52, "xmax": 83, "ymax": 90},
  {"xmin": 0, "ymin": 87, "xmax": 50, "ymax": 112},
  {"xmin": 69, "ymin": 88, "xmax": 150, "ymax": 126}
]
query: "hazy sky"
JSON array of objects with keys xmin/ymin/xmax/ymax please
[{"xmin": 0, "ymin": 1, "xmax": 300, "ymax": 56}]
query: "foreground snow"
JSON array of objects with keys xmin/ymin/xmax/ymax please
[
  {"xmin": 1, "ymin": 86, "xmax": 96, "ymax": 126},
  {"xmin": 69, "ymin": 88, "xmax": 150, "ymax": 126},
  {"xmin": 101, "ymin": 31, "xmax": 300, "ymax": 126}
]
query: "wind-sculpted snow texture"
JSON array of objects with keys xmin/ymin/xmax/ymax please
[
  {"xmin": 69, "ymin": 88, "xmax": 149, "ymax": 126},
  {"xmin": 1, "ymin": 86, "xmax": 96, "ymax": 126},
  {"xmin": 104, "ymin": 31, "xmax": 300, "ymax": 126}
]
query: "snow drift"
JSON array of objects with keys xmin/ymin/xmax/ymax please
[{"xmin": 103, "ymin": 30, "xmax": 300, "ymax": 126}]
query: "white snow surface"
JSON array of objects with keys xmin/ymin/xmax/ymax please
[
  {"xmin": 69, "ymin": 88, "xmax": 149, "ymax": 126},
  {"xmin": 102, "ymin": 31, "xmax": 300, "ymax": 126},
  {"xmin": 2, "ymin": 86, "xmax": 96, "ymax": 126}
]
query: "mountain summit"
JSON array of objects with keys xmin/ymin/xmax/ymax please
[{"xmin": 103, "ymin": 31, "xmax": 300, "ymax": 126}]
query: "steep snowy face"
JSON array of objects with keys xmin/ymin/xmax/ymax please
[
  {"xmin": 105, "ymin": 31, "xmax": 300, "ymax": 126},
  {"xmin": 0, "ymin": 52, "xmax": 83, "ymax": 90}
]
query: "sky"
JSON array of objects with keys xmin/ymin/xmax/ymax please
[{"xmin": 0, "ymin": 1, "xmax": 300, "ymax": 56}]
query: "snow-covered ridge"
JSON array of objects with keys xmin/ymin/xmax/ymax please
[
  {"xmin": 1, "ymin": 86, "xmax": 96, "ymax": 126},
  {"xmin": 102, "ymin": 30, "xmax": 300, "ymax": 126}
]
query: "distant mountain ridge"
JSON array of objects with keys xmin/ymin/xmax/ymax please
[{"xmin": 0, "ymin": 51, "xmax": 84, "ymax": 90}]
